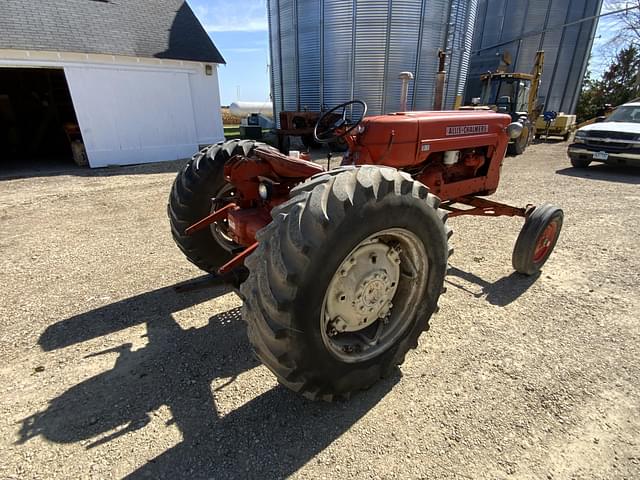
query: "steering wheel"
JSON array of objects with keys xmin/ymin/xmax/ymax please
[{"xmin": 313, "ymin": 100, "xmax": 368, "ymax": 143}]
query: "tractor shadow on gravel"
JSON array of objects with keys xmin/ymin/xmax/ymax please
[
  {"xmin": 19, "ymin": 276, "xmax": 398, "ymax": 478},
  {"xmin": 556, "ymin": 164, "xmax": 640, "ymax": 184},
  {"xmin": 446, "ymin": 266, "xmax": 540, "ymax": 306}
]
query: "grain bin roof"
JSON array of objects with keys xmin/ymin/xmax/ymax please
[{"xmin": 0, "ymin": 0, "xmax": 225, "ymax": 64}]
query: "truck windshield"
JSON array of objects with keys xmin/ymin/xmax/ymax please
[
  {"xmin": 482, "ymin": 78, "xmax": 516, "ymax": 106},
  {"xmin": 481, "ymin": 78, "xmax": 528, "ymax": 111},
  {"xmin": 606, "ymin": 106, "xmax": 640, "ymax": 123}
]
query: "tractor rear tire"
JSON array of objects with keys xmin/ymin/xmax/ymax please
[
  {"xmin": 168, "ymin": 139, "xmax": 261, "ymax": 274},
  {"xmin": 241, "ymin": 166, "xmax": 451, "ymax": 400},
  {"xmin": 512, "ymin": 204, "xmax": 563, "ymax": 276}
]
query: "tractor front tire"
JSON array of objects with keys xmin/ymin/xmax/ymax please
[
  {"xmin": 512, "ymin": 204, "xmax": 563, "ymax": 275},
  {"xmin": 168, "ymin": 139, "xmax": 260, "ymax": 274},
  {"xmin": 241, "ymin": 166, "xmax": 451, "ymax": 400}
]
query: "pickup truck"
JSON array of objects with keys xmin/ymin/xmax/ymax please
[{"xmin": 568, "ymin": 102, "xmax": 640, "ymax": 168}]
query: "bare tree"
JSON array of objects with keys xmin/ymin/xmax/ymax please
[
  {"xmin": 590, "ymin": 2, "xmax": 640, "ymax": 73},
  {"xmin": 603, "ymin": 1, "xmax": 640, "ymax": 45}
]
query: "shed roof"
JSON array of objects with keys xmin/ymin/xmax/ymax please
[{"xmin": 0, "ymin": 0, "xmax": 225, "ymax": 64}]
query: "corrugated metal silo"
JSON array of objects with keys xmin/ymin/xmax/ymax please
[
  {"xmin": 466, "ymin": 0, "xmax": 603, "ymax": 113},
  {"xmin": 268, "ymin": 0, "xmax": 478, "ymax": 123},
  {"xmin": 444, "ymin": 0, "xmax": 479, "ymax": 107}
]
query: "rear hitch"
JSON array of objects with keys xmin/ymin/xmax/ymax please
[{"xmin": 185, "ymin": 203, "xmax": 236, "ymax": 235}]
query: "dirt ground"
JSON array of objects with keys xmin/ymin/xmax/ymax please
[{"xmin": 1, "ymin": 141, "xmax": 639, "ymax": 479}]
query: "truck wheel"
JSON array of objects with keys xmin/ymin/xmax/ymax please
[
  {"xmin": 508, "ymin": 128, "xmax": 528, "ymax": 155},
  {"xmin": 168, "ymin": 139, "xmax": 260, "ymax": 274},
  {"xmin": 241, "ymin": 166, "xmax": 451, "ymax": 400},
  {"xmin": 570, "ymin": 157, "xmax": 591, "ymax": 168},
  {"xmin": 512, "ymin": 204, "xmax": 563, "ymax": 276}
]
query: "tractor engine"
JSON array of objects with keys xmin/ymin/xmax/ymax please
[
  {"xmin": 413, "ymin": 149, "xmax": 488, "ymax": 198},
  {"xmin": 344, "ymin": 110, "xmax": 512, "ymax": 200}
]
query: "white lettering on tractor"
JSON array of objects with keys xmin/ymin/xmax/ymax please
[{"xmin": 446, "ymin": 124, "xmax": 489, "ymax": 136}]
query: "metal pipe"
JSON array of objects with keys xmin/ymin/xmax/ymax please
[
  {"xmin": 398, "ymin": 72, "xmax": 414, "ymax": 112},
  {"xmin": 433, "ymin": 50, "xmax": 447, "ymax": 111}
]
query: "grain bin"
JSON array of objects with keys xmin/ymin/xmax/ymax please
[
  {"xmin": 467, "ymin": 0, "xmax": 603, "ymax": 114},
  {"xmin": 268, "ymin": 0, "xmax": 478, "ymax": 123}
]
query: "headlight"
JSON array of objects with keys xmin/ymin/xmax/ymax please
[
  {"xmin": 258, "ymin": 182, "xmax": 271, "ymax": 200},
  {"xmin": 574, "ymin": 130, "xmax": 586, "ymax": 143},
  {"xmin": 506, "ymin": 122, "xmax": 524, "ymax": 139},
  {"xmin": 574, "ymin": 130, "xmax": 586, "ymax": 137}
]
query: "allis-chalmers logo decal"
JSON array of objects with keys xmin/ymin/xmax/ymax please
[{"xmin": 446, "ymin": 124, "xmax": 489, "ymax": 136}]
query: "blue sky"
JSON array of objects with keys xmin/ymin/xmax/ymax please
[
  {"xmin": 188, "ymin": 0, "xmax": 618, "ymax": 105},
  {"xmin": 589, "ymin": 3, "xmax": 627, "ymax": 76},
  {"xmin": 188, "ymin": 0, "xmax": 271, "ymax": 105}
]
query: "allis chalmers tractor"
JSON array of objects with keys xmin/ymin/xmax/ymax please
[{"xmin": 169, "ymin": 100, "xmax": 563, "ymax": 400}]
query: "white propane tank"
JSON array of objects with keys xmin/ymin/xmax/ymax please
[{"xmin": 229, "ymin": 101, "xmax": 273, "ymax": 118}]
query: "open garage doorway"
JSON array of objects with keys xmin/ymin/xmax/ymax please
[{"xmin": 0, "ymin": 67, "xmax": 86, "ymax": 174}]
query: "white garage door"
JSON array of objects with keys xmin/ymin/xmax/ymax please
[{"xmin": 64, "ymin": 65, "xmax": 200, "ymax": 167}]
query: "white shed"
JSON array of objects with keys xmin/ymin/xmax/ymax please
[{"xmin": 0, "ymin": 0, "xmax": 225, "ymax": 168}]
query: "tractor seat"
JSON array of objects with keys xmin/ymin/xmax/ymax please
[{"xmin": 254, "ymin": 146, "xmax": 325, "ymax": 178}]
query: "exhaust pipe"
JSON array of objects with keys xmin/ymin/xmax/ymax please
[
  {"xmin": 398, "ymin": 72, "xmax": 414, "ymax": 112},
  {"xmin": 433, "ymin": 50, "xmax": 446, "ymax": 111}
]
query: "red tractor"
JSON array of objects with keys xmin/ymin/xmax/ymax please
[{"xmin": 169, "ymin": 100, "xmax": 563, "ymax": 400}]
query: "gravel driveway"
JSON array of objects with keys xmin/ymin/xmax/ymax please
[{"xmin": 1, "ymin": 141, "xmax": 639, "ymax": 479}]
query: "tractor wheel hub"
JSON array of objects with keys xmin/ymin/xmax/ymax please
[
  {"xmin": 326, "ymin": 240, "xmax": 400, "ymax": 333},
  {"xmin": 320, "ymin": 228, "xmax": 429, "ymax": 363},
  {"xmin": 357, "ymin": 272, "xmax": 391, "ymax": 309}
]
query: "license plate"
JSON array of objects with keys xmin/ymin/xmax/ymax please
[{"xmin": 593, "ymin": 151, "xmax": 609, "ymax": 160}]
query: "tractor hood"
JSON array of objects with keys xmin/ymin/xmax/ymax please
[
  {"xmin": 578, "ymin": 122, "xmax": 640, "ymax": 135},
  {"xmin": 350, "ymin": 110, "xmax": 512, "ymax": 169}
]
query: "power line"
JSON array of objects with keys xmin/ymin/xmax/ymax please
[{"xmin": 472, "ymin": 4, "xmax": 640, "ymax": 54}]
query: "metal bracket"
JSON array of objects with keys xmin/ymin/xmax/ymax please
[
  {"xmin": 185, "ymin": 203, "xmax": 236, "ymax": 236},
  {"xmin": 442, "ymin": 196, "xmax": 532, "ymax": 218}
]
